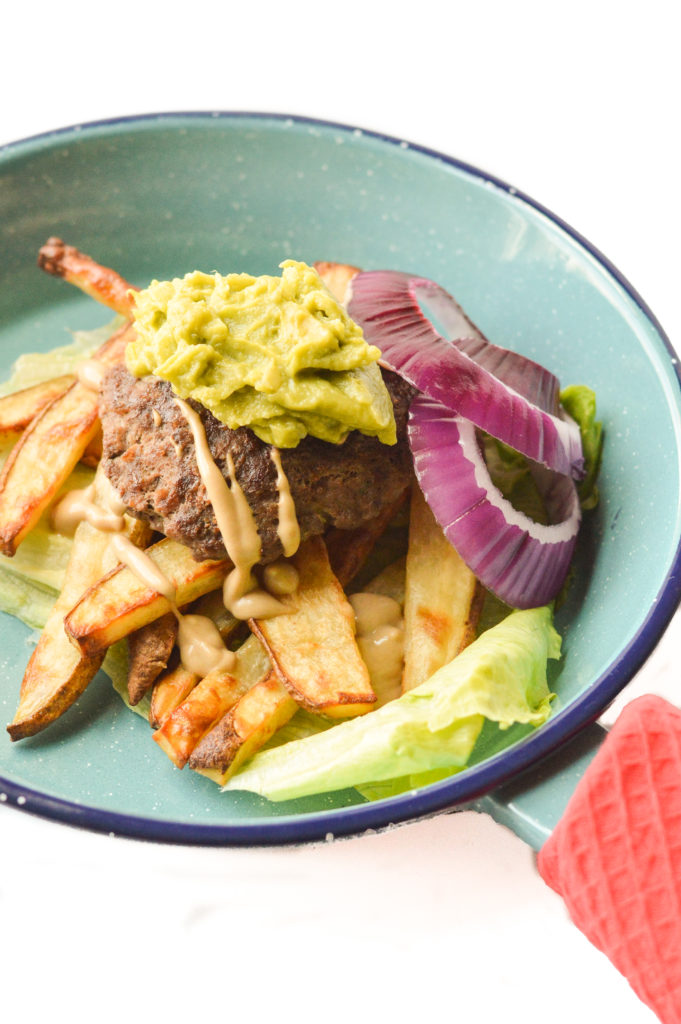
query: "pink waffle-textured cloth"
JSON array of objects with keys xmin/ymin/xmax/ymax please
[{"xmin": 538, "ymin": 695, "xmax": 681, "ymax": 1023}]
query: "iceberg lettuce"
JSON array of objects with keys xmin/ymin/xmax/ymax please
[{"xmin": 224, "ymin": 605, "xmax": 559, "ymax": 802}]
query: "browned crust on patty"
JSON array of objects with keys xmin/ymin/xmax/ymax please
[{"xmin": 99, "ymin": 366, "xmax": 415, "ymax": 564}]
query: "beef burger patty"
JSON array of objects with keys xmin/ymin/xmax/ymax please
[{"xmin": 99, "ymin": 365, "xmax": 415, "ymax": 564}]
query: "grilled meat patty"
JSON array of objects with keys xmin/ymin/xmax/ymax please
[{"xmin": 99, "ymin": 365, "xmax": 415, "ymax": 564}]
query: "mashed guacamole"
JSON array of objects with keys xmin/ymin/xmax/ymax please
[{"xmin": 126, "ymin": 260, "xmax": 397, "ymax": 447}]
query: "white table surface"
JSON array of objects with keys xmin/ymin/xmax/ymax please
[{"xmin": 1, "ymin": 3, "xmax": 678, "ymax": 1020}]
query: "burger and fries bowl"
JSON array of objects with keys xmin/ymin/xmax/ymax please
[{"xmin": 0, "ymin": 113, "xmax": 680, "ymax": 846}]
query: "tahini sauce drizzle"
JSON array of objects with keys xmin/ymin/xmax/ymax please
[
  {"xmin": 174, "ymin": 399, "xmax": 290, "ymax": 620},
  {"xmin": 50, "ymin": 392, "xmax": 303, "ymax": 675},
  {"xmin": 51, "ymin": 484, "xmax": 125, "ymax": 536},
  {"xmin": 51, "ymin": 476, "xmax": 236, "ymax": 675},
  {"xmin": 270, "ymin": 448, "xmax": 300, "ymax": 558},
  {"xmin": 349, "ymin": 593, "xmax": 405, "ymax": 706}
]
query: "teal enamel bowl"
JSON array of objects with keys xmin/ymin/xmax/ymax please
[{"xmin": 1, "ymin": 113, "xmax": 679, "ymax": 844}]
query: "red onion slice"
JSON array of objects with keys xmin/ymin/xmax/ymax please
[
  {"xmin": 408, "ymin": 274, "xmax": 561, "ymax": 412},
  {"xmin": 348, "ymin": 270, "xmax": 584, "ymax": 479},
  {"xmin": 408, "ymin": 395, "xmax": 581, "ymax": 608}
]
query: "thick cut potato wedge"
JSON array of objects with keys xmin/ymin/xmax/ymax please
[
  {"xmin": 313, "ymin": 261, "xmax": 359, "ymax": 304},
  {"xmin": 359, "ymin": 556, "xmax": 407, "ymax": 607},
  {"xmin": 190, "ymin": 504, "xmax": 402, "ymax": 779},
  {"xmin": 81, "ymin": 428, "xmax": 103, "ymax": 468},
  {"xmin": 149, "ymin": 663, "xmax": 199, "ymax": 730},
  {"xmin": 324, "ymin": 488, "xmax": 408, "ymax": 589},
  {"xmin": 144, "ymin": 590, "xmax": 244, "ymax": 718},
  {"xmin": 64, "ymin": 537, "xmax": 231, "ymax": 655},
  {"xmin": 152, "ymin": 633, "xmax": 271, "ymax": 767},
  {"xmin": 250, "ymin": 536, "xmax": 375, "ymax": 717},
  {"xmin": 153, "ymin": 669, "xmax": 253, "ymax": 769},
  {"xmin": 0, "ymin": 384, "xmax": 102, "ymax": 556},
  {"xmin": 190, "ymin": 672, "xmax": 297, "ymax": 782},
  {"xmin": 0, "ymin": 375, "xmax": 76, "ymax": 441},
  {"xmin": 38, "ymin": 237, "xmax": 137, "ymax": 317},
  {"xmin": 7, "ymin": 466, "xmax": 152, "ymax": 739},
  {"xmin": 0, "ymin": 322, "xmax": 132, "ymax": 557},
  {"xmin": 127, "ymin": 612, "xmax": 179, "ymax": 706},
  {"xmin": 401, "ymin": 485, "xmax": 484, "ymax": 693}
]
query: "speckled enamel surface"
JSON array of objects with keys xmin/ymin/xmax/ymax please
[{"xmin": 1, "ymin": 112, "xmax": 680, "ymax": 843}]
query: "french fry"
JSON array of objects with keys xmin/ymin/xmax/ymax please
[
  {"xmin": 359, "ymin": 556, "xmax": 407, "ymax": 607},
  {"xmin": 401, "ymin": 485, "xmax": 484, "ymax": 693},
  {"xmin": 81, "ymin": 428, "xmax": 103, "ymax": 468},
  {"xmin": 0, "ymin": 375, "xmax": 76, "ymax": 441},
  {"xmin": 190, "ymin": 501, "xmax": 405, "ymax": 780},
  {"xmin": 324, "ymin": 488, "xmax": 408, "ymax": 588},
  {"xmin": 0, "ymin": 322, "xmax": 133, "ymax": 557},
  {"xmin": 152, "ymin": 632, "xmax": 272, "ymax": 768},
  {"xmin": 38, "ymin": 237, "xmax": 137, "ymax": 317},
  {"xmin": 7, "ymin": 465, "xmax": 152, "ymax": 740},
  {"xmin": 149, "ymin": 663, "xmax": 199, "ymax": 729},
  {"xmin": 189, "ymin": 672, "xmax": 297, "ymax": 781},
  {"xmin": 190, "ymin": 589, "xmax": 242, "ymax": 643},
  {"xmin": 126, "ymin": 612, "xmax": 179, "ymax": 706},
  {"xmin": 314, "ymin": 261, "xmax": 359, "ymax": 304},
  {"xmin": 153, "ymin": 669, "xmax": 251, "ymax": 769},
  {"xmin": 0, "ymin": 385, "xmax": 101, "ymax": 556},
  {"xmin": 147, "ymin": 592, "xmax": 243, "ymax": 726},
  {"xmin": 250, "ymin": 536, "xmax": 375, "ymax": 717},
  {"xmin": 64, "ymin": 537, "xmax": 230, "ymax": 655}
]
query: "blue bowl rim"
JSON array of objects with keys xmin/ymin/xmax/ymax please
[{"xmin": 1, "ymin": 109, "xmax": 680, "ymax": 847}]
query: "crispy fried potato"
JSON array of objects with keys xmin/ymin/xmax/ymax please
[
  {"xmin": 81, "ymin": 428, "xmax": 103, "ymax": 468},
  {"xmin": 7, "ymin": 466, "xmax": 152, "ymax": 740},
  {"xmin": 127, "ymin": 612, "xmax": 179, "ymax": 706},
  {"xmin": 189, "ymin": 502, "xmax": 403, "ymax": 779},
  {"xmin": 324, "ymin": 488, "xmax": 408, "ymax": 588},
  {"xmin": 401, "ymin": 485, "xmax": 484, "ymax": 693},
  {"xmin": 314, "ymin": 261, "xmax": 360, "ymax": 304},
  {"xmin": 149, "ymin": 663, "xmax": 199, "ymax": 729},
  {"xmin": 0, "ymin": 375, "xmax": 76, "ymax": 441},
  {"xmin": 250, "ymin": 536, "xmax": 375, "ymax": 717},
  {"xmin": 152, "ymin": 633, "xmax": 271, "ymax": 767},
  {"xmin": 190, "ymin": 672, "xmax": 297, "ymax": 782},
  {"xmin": 0, "ymin": 384, "xmax": 102, "ymax": 556},
  {"xmin": 147, "ymin": 592, "xmax": 244, "ymax": 727},
  {"xmin": 0, "ymin": 322, "xmax": 133, "ymax": 557},
  {"xmin": 359, "ymin": 556, "xmax": 407, "ymax": 607},
  {"xmin": 38, "ymin": 237, "xmax": 137, "ymax": 317},
  {"xmin": 189, "ymin": 589, "xmax": 241, "ymax": 642},
  {"xmin": 64, "ymin": 538, "xmax": 231, "ymax": 655},
  {"xmin": 153, "ymin": 669, "xmax": 251, "ymax": 769}
]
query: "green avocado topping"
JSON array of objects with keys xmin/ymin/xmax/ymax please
[{"xmin": 125, "ymin": 260, "xmax": 397, "ymax": 448}]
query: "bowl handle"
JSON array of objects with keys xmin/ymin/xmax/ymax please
[{"xmin": 478, "ymin": 696, "xmax": 681, "ymax": 1022}]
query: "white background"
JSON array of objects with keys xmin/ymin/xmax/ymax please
[{"xmin": 1, "ymin": 3, "xmax": 678, "ymax": 1021}]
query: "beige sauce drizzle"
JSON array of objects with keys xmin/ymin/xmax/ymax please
[
  {"xmin": 176, "ymin": 614, "xmax": 235, "ymax": 676},
  {"xmin": 175, "ymin": 398, "xmax": 289, "ymax": 620},
  {"xmin": 98, "ymin": 475, "xmax": 128, "ymax": 517},
  {"xmin": 50, "ymin": 485, "xmax": 125, "ymax": 537},
  {"xmin": 51, "ymin": 479, "xmax": 236, "ymax": 674},
  {"xmin": 262, "ymin": 559, "xmax": 299, "ymax": 596},
  {"xmin": 349, "ymin": 593, "xmax": 405, "ymax": 707},
  {"xmin": 270, "ymin": 448, "xmax": 300, "ymax": 558},
  {"xmin": 109, "ymin": 533, "xmax": 178, "ymax": 605},
  {"xmin": 77, "ymin": 359, "xmax": 107, "ymax": 392},
  {"xmin": 50, "ymin": 385, "xmax": 303, "ymax": 676}
]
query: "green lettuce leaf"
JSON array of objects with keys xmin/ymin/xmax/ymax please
[
  {"xmin": 0, "ymin": 317, "xmax": 144, "ymax": 716},
  {"xmin": 560, "ymin": 385, "xmax": 603, "ymax": 510},
  {"xmin": 0, "ymin": 570, "xmax": 58, "ymax": 630},
  {"xmin": 224, "ymin": 606, "xmax": 559, "ymax": 802},
  {"xmin": 0, "ymin": 318, "xmax": 124, "ymax": 395}
]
